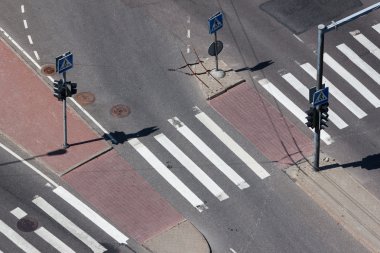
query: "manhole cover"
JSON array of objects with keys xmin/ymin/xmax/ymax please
[
  {"xmin": 74, "ymin": 92, "xmax": 96, "ymax": 105},
  {"xmin": 111, "ymin": 104, "xmax": 130, "ymax": 118},
  {"xmin": 41, "ymin": 64, "xmax": 56, "ymax": 76},
  {"xmin": 17, "ymin": 216, "xmax": 38, "ymax": 232}
]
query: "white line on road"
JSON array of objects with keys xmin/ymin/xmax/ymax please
[
  {"xmin": 53, "ymin": 186, "xmax": 129, "ymax": 244},
  {"xmin": 23, "ymin": 20, "xmax": 28, "ymax": 29},
  {"xmin": 372, "ymin": 23, "xmax": 380, "ymax": 33},
  {"xmin": 168, "ymin": 117, "xmax": 250, "ymax": 189},
  {"xmin": 34, "ymin": 51, "xmax": 40, "ymax": 60},
  {"xmin": 282, "ymin": 73, "xmax": 348, "ymax": 129},
  {"xmin": 194, "ymin": 110, "xmax": 270, "ymax": 179},
  {"xmin": 300, "ymin": 63, "xmax": 367, "ymax": 119},
  {"xmin": 350, "ymin": 30, "xmax": 380, "ymax": 60},
  {"xmin": 258, "ymin": 78, "xmax": 333, "ymax": 145},
  {"xmin": 0, "ymin": 143, "xmax": 58, "ymax": 187},
  {"xmin": 230, "ymin": 248, "xmax": 238, "ymax": 253},
  {"xmin": 33, "ymin": 196, "xmax": 107, "ymax": 253},
  {"xmin": 155, "ymin": 133, "xmax": 229, "ymax": 201},
  {"xmin": 323, "ymin": 53, "xmax": 380, "ymax": 107},
  {"xmin": 337, "ymin": 43, "xmax": 380, "ymax": 85},
  {"xmin": 21, "ymin": 5, "xmax": 25, "ymax": 13},
  {"xmin": 0, "ymin": 220, "xmax": 40, "ymax": 253},
  {"xmin": 11, "ymin": 207, "xmax": 75, "ymax": 253},
  {"xmin": 128, "ymin": 138, "xmax": 207, "ymax": 212},
  {"xmin": 27, "ymin": 35, "xmax": 33, "ymax": 45},
  {"xmin": 293, "ymin": 34, "xmax": 304, "ymax": 43}
]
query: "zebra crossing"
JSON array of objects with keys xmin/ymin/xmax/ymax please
[
  {"xmin": 0, "ymin": 186, "xmax": 128, "ymax": 252},
  {"xmin": 258, "ymin": 22, "xmax": 380, "ymax": 144},
  {"xmin": 129, "ymin": 107, "xmax": 271, "ymax": 212}
]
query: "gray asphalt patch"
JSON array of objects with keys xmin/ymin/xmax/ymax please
[{"xmin": 260, "ymin": 0, "xmax": 362, "ymax": 34}]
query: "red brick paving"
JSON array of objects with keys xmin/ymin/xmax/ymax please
[
  {"xmin": 63, "ymin": 149, "xmax": 184, "ymax": 243},
  {"xmin": 211, "ymin": 83, "xmax": 313, "ymax": 167}
]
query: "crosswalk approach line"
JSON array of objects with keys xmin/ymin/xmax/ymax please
[
  {"xmin": 258, "ymin": 78, "xmax": 333, "ymax": 145},
  {"xmin": 168, "ymin": 117, "xmax": 250, "ymax": 189},
  {"xmin": 154, "ymin": 133, "xmax": 229, "ymax": 201},
  {"xmin": 300, "ymin": 63, "xmax": 367, "ymax": 119},
  {"xmin": 11, "ymin": 207, "xmax": 75, "ymax": 253},
  {"xmin": 32, "ymin": 196, "xmax": 107, "ymax": 253},
  {"xmin": 350, "ymin": 30, "xmax": 380, "ymax": 60},
  {"xmin": 337, "ymin": 43, "xmax": 380, "ymax": 86},
  {"xmin": 194, "ymin": 110, "xmax": 270, "ymax": 179},
  {"xmin": 128, "ymin": 138, "xmax": 208, "ymax": 212},
  {"xmin": 0, "ymin": 220, "xmax": 40, "ymax": 253},
  {"xmin": 282, "ymin": 73, "xmax": 348, "ymax": 129},
  {"xmin": 53, "ymin": 186, "xmax": 129, "ymax": 244},
  {"xmin": 323, "ymin": 53, "xmax": 380, "ymax": 108}
]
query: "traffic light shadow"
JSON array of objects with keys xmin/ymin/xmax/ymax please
[
  {"xmin": 319, "ymin": 153, "xmax": 380, "ymax": 171},
  {"xmin": 235, "ymin": 60, "xmax": 274, "ymax": 73},
  {"xmin": 0, "ymin": 148, "xmax": 67, "ymax": 167},
  {"xmin": 103, "ymin": 126, "xmax": 159, "ymax": 145}
]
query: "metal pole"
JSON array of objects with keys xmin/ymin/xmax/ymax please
[
  {"xmin": 62, "ymin": 71, "xmax": 69, "ymax": 149},
  {"xmin": 214, "ymin": 31, "xmax": 218, "ymax": 71}
]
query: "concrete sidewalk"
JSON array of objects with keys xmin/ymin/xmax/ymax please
[
  {"xmin": 286, "ymin": 154, "xmax": 380, "ymax": 253},
  {"xmin": 0, "ymin": 33, "xmax": 210, "ymax": 252}
]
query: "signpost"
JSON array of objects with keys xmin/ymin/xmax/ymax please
[
  {"xmin": 208, "ymin": 11, "xmax": 225, "ymax": 78},
  {"xmin": 55, "ymin": 52, "xmax": 74, "ymax": 149}
]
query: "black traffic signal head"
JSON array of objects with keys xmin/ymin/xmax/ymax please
[
  {"xmin": 65, "ymin": 81, "xmax": 77, "ymax": 97},
  {"xmin": 305, "ymin": 107, "xmax": 317, "ymax": 129},
  {"xmin": 320, "ymin": 103, "xmax": 329, "ymax": 130},
  {"xmin": 53, "ymin": 79, "xmax": 65, "ymax": 101}
]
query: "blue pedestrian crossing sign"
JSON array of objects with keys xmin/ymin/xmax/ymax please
[
  {"xmin": 56, "ymin": 52, "xmax": 73, "ymax": 74},
  {"xmin": 208, "ymin": 11, "xmax": 223, "ymax": 34},
  {"xmin": 313, "ymin": 87, "xmax": 329, "ymax": 107}
]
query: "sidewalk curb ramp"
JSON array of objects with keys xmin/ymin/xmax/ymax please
[
  {"xmin": 285, "ymin": 154, "xmax": 380, "ymax": 253},
  {"xmin": 143, "ymin": 220, "xmax": 210, "ymax": 253}
]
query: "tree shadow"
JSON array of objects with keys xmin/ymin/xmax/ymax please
[
  {"xmin": 235, "ymin": 60, "xmax": 274, "ymax": 73},
  {"xmin": 320, "ymin": 153, "xmax": 380, "ymax": 171}
]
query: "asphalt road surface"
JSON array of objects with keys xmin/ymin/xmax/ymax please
[{"xmin": 0, "ymin": 0, "xmax": 378, "ymax": 252}]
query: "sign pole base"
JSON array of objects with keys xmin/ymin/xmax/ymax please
[{"xmin": 210, "ymin": 69, "xmax": 225, "ymax": 78}]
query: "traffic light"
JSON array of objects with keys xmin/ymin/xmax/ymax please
[
  {"xmin": 305, "ymin": 107, "xmax": 317, "ymax": 129},
  {"xmin": 320, "ymin": 103, "xmax": 329, "ymax": 130},
  {"xmin": 65, "ymin": 81, "xmax": 77, "ymax": 97},
  {"xmin": 53, "ymin": 79, "xmax": 65, "ymax": 101}
]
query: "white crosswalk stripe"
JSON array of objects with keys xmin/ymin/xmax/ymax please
[
  {"xmin": 0, "ymin": 219, "xmax": 40, "ymax": 253},
  {"xmin": 323, "ymin": 53, "xmax": 380, "ymax": 107},
  {"xmin": 372, "ymin": 23, "xmax": 380, "ymax": 33},
  {"xmin": 282, "ymin": 73, "xmax": 348, "ymax": 129},
  {"xmin": 32, "ymin": 196, "xmax": 107, "ymax": 253},
  {"xmin": 300, "ymin": 63, "xmax": 367, "ymax": 119},
  {"xmin": 258, "ymin": 78, "xmax": 333, "ymax": 145},
  {"xmin": 168, "ymin": 117, "xmax": 250, "ymax": 189},
  {"xmin": 337, "ymin": 43, "xmax": 380, "ymax": 85},
  {"xmin": 194, "ymin": 109, "xmax": 270, "ymax": 179},
  {"xmin": 350, "ymin": 30, "xmax": 380, "ymax": 60},
  {"xmin": 11, "ymin": 207, "xmax": 75, "ymax": 253},
  {"xmin": 128, "ymin": 138, "xmax": 207, "ymax": 212},
  {"xmin": 155, "ymin": 133, "xmax": 229, "ymax": 201}
]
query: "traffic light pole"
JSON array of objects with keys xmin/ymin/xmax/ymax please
[
  {"xmin": 62, "ymin": 71, "xmax": 69, "ymax": 149},
  {"xmin": 313, "ymin": 2, "xmax": 380, "ymax": 170}
]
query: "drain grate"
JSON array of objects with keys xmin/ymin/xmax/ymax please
[
  {"xmin": 17, "ymin": 216, "xmax": 38, "ymax": 232},
  {"xmin": 111, "ymin": 104, "xmax": 130, "ymax": 118},
  {"xmin": 41, "ymin": 64, "xmax": 56, "ymax": 76}
]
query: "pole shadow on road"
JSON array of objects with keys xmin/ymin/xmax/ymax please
[
  {"xmin": 320, "ymin": 153, "xmax": 380, "ymax": 171},
  {"xmin": 235, "ymin": 60, "xmax": 274, "ymax": 73}
]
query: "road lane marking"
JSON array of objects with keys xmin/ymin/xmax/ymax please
[
  {"xmin": 32, "ymin": 196, "xmax": 107, "ymax": 253},
  {"xmin": 337, "ymin": 43, "xmax": 380, "ymax": 85},
  {"xmin": 168, "ymin": 117, "xmax": 250, "ymax": 189},
  {"xmin": 34, "ymin": 51, "xmax": 40, "ymax": 60},
  {"xmin": 258, "ymin": 78, "xmax": 333, "ymax": 145},
  {"xmin": 372, "ymin": 23, "xmax": 380, "ymax": 33},
  {"xmin": 21, "ymin": 5, "xmax": 25, "ymax": 13},
  {"xmin": 53, "ymin": 186, "xmax": 129, "ymax": 244},
  {"xmin": 282, "ymin": 73, "xmax": 348, "ymax": 129},
  {"xmin": 300, "ymin": 63, "xmax": 367, "ymax": 119},
  {"xmin": 230, "ymin": 248, "xmax": 238, "ymax": 253},
  {"xmin": 23, "ymin": 20, "xmax": 28, "ymax": 29},
  {"xmin": 350, "ymin": 30, "xmax": 380, "ymax": 60},
  {"xmin": 155, "ymin": 133, "xmax": 229, "ymax": 201},
  {"xmin": 0, "ymin": 219, "xmax": 40, "ymax": 253},
  {"xmin": 11, "ymin": 207, "xmax": 75, "ymax": 253},
  {"xmin": 128, "ymin": 138, "xmax": 207, "ymax": 212},
  {"xmin": 323, "ymin": 53, "xmax": 380, "ymax": 107},
  {"xmin": 194, "ymin": 110, "xmax": 270, "ymax": 179},
  {"xmin": 27, "ymin": 35, "xmax": 33, "ymax": 45},
  {"xmin": 0, "ymin": 143, "xmax": 58, "ymax": 187}
]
